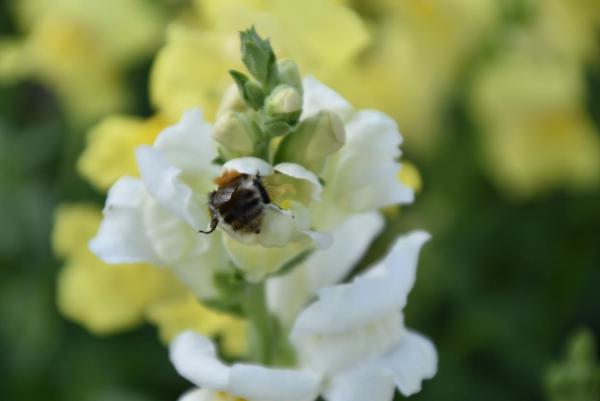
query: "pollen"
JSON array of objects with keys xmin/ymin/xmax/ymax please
[
  {"xmin": 279, "ymin": 199, "xmax": 293, "ymax": 210},
  {"xmin": 215, "ymin": 391, "xmax": 248, "ymax": 401},
  {"xmin": 215, "ymin": 170, "xmax": 242, "ymax": 187}
]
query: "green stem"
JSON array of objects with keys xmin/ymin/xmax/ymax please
[{"xmin": 243, "ymin": 281, "xmax": 274, "ymax": 364}]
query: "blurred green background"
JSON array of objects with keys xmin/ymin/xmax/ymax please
[{"xmin": 0, "ymin": 0, "xmax": 599, "ymax": 400}]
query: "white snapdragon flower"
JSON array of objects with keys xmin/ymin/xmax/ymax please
[
  {"xmin": 169, "ymin": 232, "xmax": 436, "ymax": 401},
  {"xmin": 266, "ymin": 78, "xmax": 414, "ymax": 326},
  {"xmin": 90, "ymin": 77, "xmax": 413, "ymax": 288},
  {"xmin": 290, "ymin": 231, "xmax": 437, "ymax": 400},
  {"xmin": 90, "ymin": 109, "xmax": 331, "ymax": 283},
  {"xmin": 170, "ymin": 331, "xmax": 320, "ymax": 401}
]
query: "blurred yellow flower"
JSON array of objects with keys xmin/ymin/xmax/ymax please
[
  {"xmin": 52, "ymin": 204, "xmax": 246, "ymax": 354},
  {"xmin": 471, "ymin": 5, "xmax": 600, "ymax": 198},
  {"xmin": 78, "ymin": 114, "xmax": 169, "ymax": 191},
  {"xmin": 147, "ymin": 293, "xmax": 247, "ymax": 356},
  {"xmin": 0, "ymin": 0, "xmax": 167, "ymax": 124},
  {"xmin": 151, "ymin": 0, "xmax": 369, "ymax": 122},
  {"xmin": 329, "ymin": 0, "xmax": 499, "ymax": 153}
]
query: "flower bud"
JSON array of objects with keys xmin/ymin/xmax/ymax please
[
  {"xmin": 274, "ymin": 110, "xmax": 345, "ymax": 172},
  {"xmin": 216, "ymin": 84, "xmax": 248, "ymax": 119},
  {"xmin": 212, "ymin": 111, "xmax": 255, "ymax": 157},
  {"xmin": 266, "ymin": 84, "xmax": 303, "ymax": 118},
  {"xmin": 277, "ymin": 59, "xmax": 303, "ymax": 94}
]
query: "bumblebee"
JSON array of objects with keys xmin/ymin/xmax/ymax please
[{"xmin": 199, "ymin": 171, "xmax": 271, "ymax": 235}]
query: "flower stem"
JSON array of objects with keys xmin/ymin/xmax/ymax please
[{"xmin": 243, "ymin": 281, "xmax": 274, "ymax": 364}]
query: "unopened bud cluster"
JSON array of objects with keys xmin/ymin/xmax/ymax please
[{"xmin": 212, "ymin": 27, "xmax": 345, "ymax": 172}]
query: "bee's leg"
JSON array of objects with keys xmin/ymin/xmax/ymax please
[{"xmin": 198, "ymin": 217, "xmax": 219, "ymax": 234}]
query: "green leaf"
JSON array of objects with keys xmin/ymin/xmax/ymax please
[{"xmin": 240, "ymin": 26, "xmax": 279, "ymax": 89}]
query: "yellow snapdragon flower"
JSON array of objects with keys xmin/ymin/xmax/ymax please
[
  {"xmin": 328, "ymin": 0, "xmax": 499, "ymax": 152},
  {"xmin": 471, "ymin": 3, "xmax": 600, "ymax": 198},
  {"xmin": 53, "ymin": 204, "xmax": 246, "ymax": 354},
  {"xmin": 78, "ymin": 114, "xmax": 169, "ymax": 191},
  {"xmin": 1, "ymin": 0, "xmax": 167, "ymax": 124},
  {"xmin": 471, "ymin": 41, "xmax": 600, "ymax": 197},
  {"xmin": 151, "ymin": 0, "xmax": 369, "ymax": 122}
]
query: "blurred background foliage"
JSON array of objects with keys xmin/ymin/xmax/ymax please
[{"xmin": 0, "ymin": 0, "xmax": 599, "ymax": 400}]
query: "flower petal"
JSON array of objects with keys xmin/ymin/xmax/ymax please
[
  {"xmin": 305, "ymin": 212, "xmax": 384, "ymax": 289},
  {"xmin": 274, "ymin": 162, "xmax": 322, "ymax": 201},
  {"xmin": 300, "ymin": 230, "xmax": 333, "ymax": 249},
  {"xmin": 267, "ymin": 212, "xmax": 383, "ymax": 327},
  {"xmin": 380, "ymin": 230, "xmax": 431, "ymax": 305},
  {"xmin": 222, "ymin": 157, "xmax": 274, "ymax": 177},
  {"xmin": 136, "ymin": 145, "xmax": 209, "ymax": 230},
  {"xmin": 89, "ymin": 176, "xmax": 160, "ymax": 265},
  {"xmin": 177, "ymin": 388, "xmax": 211, "ymax": 401},
  {"xmin": 154, "ymin": 108, "xmax": 218, "ymax": 174},
  {"xmin": 302, "ymin": 77, "xmax": 352, "ymax": 120},
  {"xmin": 229, "ymin": 364, "xmax": 320, "ymax": 401},
  {"xmin": 291, "ymin": 231, "xmax": 430, "ymax": 335},
  {"xmin": 222, "ymin": 233, "xmax": 308, "ymax": 282},
  {"xmin": 293, "ymin": 313, "xmax": 403, "ymax": 374},
  {"xmin": 170, "ymin": 331, "xmax": 230, "ymax": 390},
  {"xmin": 329, "ymin": 110, "xmax": 414, "ymax": 211},
  {"xmin": 380, "ymin": 330, "xmax": 438, "ymax": 397},
  {"xmin": 323, "ymin": 360, "xmax": 395, "ymax": 401},
  {"xmin": 170, "ymin": 331, "xmax": 321, "ymax": 401}
]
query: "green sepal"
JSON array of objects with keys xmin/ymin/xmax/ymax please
[
  {"xmin": 211, "ymin": 154, "xmax": 227, "ymax": 166},
  {"xmin": 263, "ymin": 120, "xmax": 292, "ymax": 137},
  {"xmin": 229, "ymin": 70, "xmax": 265, "ymax": 110},
  {"xmin": 239, "ymin": 26, "xmax": 279, "ymax": 90},
  {"xmin": 206, "ymin": 268, "xmax": 248, "ymax": 316}
]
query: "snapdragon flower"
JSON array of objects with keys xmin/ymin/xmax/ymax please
[
  {"xmin": 290, "ymin": 231, "xmax": 437, "ymax": 400},
  {"xmin": 170, "ymin": 232, "xmax": 436, "ymax": 401},
  {"xmin": 89, "ymin": 28, "xmax": 435, "ymax": 400},
  {"xmin": 90, "ymin": 28, "xmax": 412, "ymax": 287}
]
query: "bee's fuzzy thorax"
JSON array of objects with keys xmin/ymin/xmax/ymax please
[{"xmin": 214, "ymin": 170, "xmax": 243, "ymax": 187}]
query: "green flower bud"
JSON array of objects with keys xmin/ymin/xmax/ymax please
[
  {"xmin": 216, "ymin": 84, "xmax": 248, "ymax": 119},
  {"xmin": 212, "ymin": 111, "xmax": 255, "ymax": 158},
  {"xmin": 277, "ymin": 59, "xmax": 303, "ymax": 94},
  {"xmin": 274, "ymin": 110, "xmax": 345, "ymax": 172},
  {"xmin": 266, "ymin": 84, "xmax": 303, "ymax": 118}
]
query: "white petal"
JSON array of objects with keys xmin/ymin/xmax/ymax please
[
  {"xmin": 170, "ymin": 233, "xmax": 229, "ymax": 300},
  {"xmin": 170, "ymin": 332, "xmax": 321, "ymax": 401},
  {"xmin": 325, "ymin": 110, "xmax": 414, "ymax": 212},
  {"xmin": 291, "ymin": 231, "xmax": 430, "ymax": 335},
  {"xmin": 293, "ymin": 313, "xmax": 403, "ymax": 374},
  {"xmin": 89, "ymin": 177, "xmax": 160, "ymax": 265},
  {"xmin": 382, "ymin": 230, "xmax": 431, "ymax": 307},
  {"xmin": 305, "ymin": 212, "xmax": 384, "ymax": 290},
  {"xmin": 323, "ymin": 360, "xmax": 395, "ymax": 401},
  {"xmin": 154, "ymin": 108, "xmax": 218, "ymax": 174},
  {"xmin": 274, "ymin": 162, "xmax": 322, "ymax": 200},
  {"xmin": 266, "ymin": 213, "xmax": 383, "ymax": 327},
  {"xmin": 266, "ymin": 266, "xmax": 312, "ymax": 328},
  {"xmin": 178, "ymin": 388, "xmax": 212, "ymax": 401},
  {"xmin": 170, "ymin": 332, "xmax": 230, "ymax": 390},
  {"xmin": 301, "ymin": 230, "xmax": 333, "ymax": 249},
  {"xmin": 259, "ymin": 205, "xmax": 298, "ymax": 246},
  {"xmin": 380, "ymin": 330, "xmax": 438, "ymax": 396},
  {"xmin": 222, "ymin": 233, "xmax": 308, "ymax": 282},
  {"xmin": 221, "ymin": 157, "xmax": 273, "ymax": 177},
  {"xmin": 136, "ymin": 146, "xmax": 209, "ymax": 230},
  {"xmin": 229, "ymin": 364, "xmax": 320, "ymax": 401},
  {"xmin": 302, "ymin": 77, "xmax": 353, "ymax": 120},
  {"xmin": 143, "ymin": 198, "xmax": 210, "ymax": 266}
]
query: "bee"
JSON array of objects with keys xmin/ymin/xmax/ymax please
[{"xmin": 199, "ymin": 171, "xmax": 271, "ymax": 235}]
